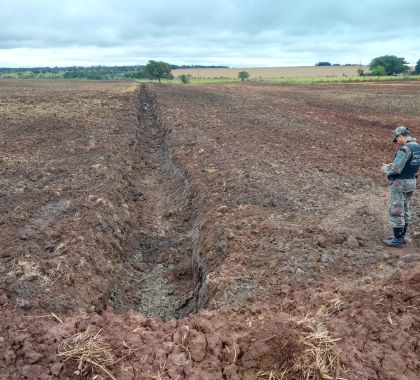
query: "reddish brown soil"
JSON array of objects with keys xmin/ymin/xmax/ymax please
[{"xmin": 1, "ymin": 80, "xmax": 420, "ymax": 379}]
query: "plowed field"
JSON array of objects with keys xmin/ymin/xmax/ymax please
[{"xmin": 1, "ymin": 80, "xmax": 420, "ymax": 379}]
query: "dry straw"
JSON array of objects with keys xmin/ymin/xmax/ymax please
[
  {"xmin": 57, "ymin": 328, "xmax": 117, "ymax": 379},
  {"xmin": 258, "ymin": 297, "xmax": 344, "ymax": 380},
  {"xmin": 296, "ymin": 323, "xmax": 341, "ymax": 380},
  {"xmin": 257, "ymin": 323, "xmax": 341, "ymax": 380}
]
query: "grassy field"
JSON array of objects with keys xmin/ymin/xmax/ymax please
[
  {"xmin": 262, "ymin": 75, "xmax": 420, "ymax": 84},
  {"xmin": 137, "ymin": 75, "xmax": 420, "ymax": 85}
]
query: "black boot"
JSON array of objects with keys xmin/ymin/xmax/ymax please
[
  {"xmin": 387, "ymin": 224, "xmax": 408, "ymax": 244},
  {"xmin": 403, "ymin": 224, "xmax": 409, "ymax": 244},
  {"xmin": 383, "ymin": 227, "xmax": 404, "ymax": 247}
]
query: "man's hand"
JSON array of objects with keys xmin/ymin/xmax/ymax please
[{"xmin": 381, "ymin": 163, "xmax": 390, "ymax": 173}]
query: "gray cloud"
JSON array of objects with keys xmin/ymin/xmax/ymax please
[{"xmin": 0, "ymin": 0, "xmax": 419, "ymax": 66}]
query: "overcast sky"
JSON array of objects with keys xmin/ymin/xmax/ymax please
[{"xmin": 1, "ymin": 0, "xmax": 419, "ymax": 67}]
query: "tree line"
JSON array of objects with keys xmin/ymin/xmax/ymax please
[
  {"xmin": 1, "ymin": 57, "xmax": 420, "ymax": 81},
  {"xmin": 364, "ymin": 55, "xmax": 420, "ymax": 76},
  {"xmin": 316, "ymin": 57, "xmax": 420, "ymax": 76},
  {"xmin": 0, "ymin": 62, "xmax": 228, "ymax": 80}
]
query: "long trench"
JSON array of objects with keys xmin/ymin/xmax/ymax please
[{"xmin": 107, "ymin": 85, "xmax": 206, "ymax": 320}]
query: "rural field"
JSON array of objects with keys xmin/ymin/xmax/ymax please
[
  {"xmin": 1, "ymin": 79, "xmax": 420, "ymax": 379},
  {"xmin": 172, "ymin": 65, "xmax": 370, "ymax": 79}
]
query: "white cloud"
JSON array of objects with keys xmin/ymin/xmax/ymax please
[{"xmin": 0, "ymin": 0, "xmax": 419, "ymax": 67}]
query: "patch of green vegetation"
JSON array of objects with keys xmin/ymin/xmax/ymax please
[
  {"xmin": 183, "ymin": 78, "xmax": 240, "ymax": 84},
  {"xmin": 131, "ymin": 78, "xmax": 240, "ymax": 84},
  {"xmin": 202, "ymin": 167, "xmax": 217, "ymax": 174},
  {"xmin": 257, "ymin": 75, "xmax": 420, "ymax": 84},
  {"xmin": 134, "ymin": 74, "xmax": 420, "ymax": 86}
]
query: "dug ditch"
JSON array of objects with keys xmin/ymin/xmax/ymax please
[{"xmin": 107, "ymin": 85, "xmax": 207, "ymax": 320}]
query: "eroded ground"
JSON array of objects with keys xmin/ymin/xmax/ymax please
[{"xmin": 1, "ymin": 80, "xmax": 420, "ymax": 379}]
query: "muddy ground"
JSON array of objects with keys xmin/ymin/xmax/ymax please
[{"xmin": 1, "ymin": 80, "xmax": 420, "ymax": 379}]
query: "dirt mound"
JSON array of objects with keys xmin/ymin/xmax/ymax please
[{"xmin": 1, "ymin": 277, "xmax": 419, "ymax": 379}]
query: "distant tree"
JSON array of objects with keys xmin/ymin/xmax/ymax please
[
  {"xmin": 238, "ymin": 71, "xmax": 250, "ymax": 81},
  {"xmin": 85, "ymin": 72, "xmax": 104, "ymax": 80},
  {"xmin": 315, "ymin": 62, "xmax": 331, "ymax": 66},
  {"xmin": 415, "ymin": 59, "xmax": 420, "ymax": 74},
  {"xmin": 124, "ymin": 70, "xmax": 146, "ymax": 79},
  {"xmin": 144, "ymin": 60, "xmax": 174, "ymax": 83},
  {"xmin": 371, "ymin": 65, "xmax": 386, "ymax": 76},
  {"xmin": 357, "ymin": 68, "xmax": 365, "ymax": 76},
  {"xmin": 63, "ymin": 71, "xmax": 78, "ymax": 79},
  {"xmin": 369, "ymin": 55, "xmax": 409, "ymax": 75},
  {"xmin": 180, "ymin": 74, "xmax": 190, "ymax": 84}
]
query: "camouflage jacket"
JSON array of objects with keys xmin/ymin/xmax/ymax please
[{"xmin": 386, "ymin": 137, "xmax": 417, "ymax": 192}]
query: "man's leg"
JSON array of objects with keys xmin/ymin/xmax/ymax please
[
  {"xmin": 384, "ymin": 186, "xmax": 405, "ymax": 247},
  {"xmin": 403, "ymin": 191, "xmax": 413, "ymax": 240}
]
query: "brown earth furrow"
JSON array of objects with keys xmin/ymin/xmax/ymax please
[{"xmin": 106, "ymin": 84, "xmax": 201, "ymax": 319}]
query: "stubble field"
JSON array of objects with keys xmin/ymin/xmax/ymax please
[
  {"xmin": 172, "ymin": 65, "xmax": 371, "ymax": 79},
  {"xmin": 1, "ymin": 79, "xmax": 420, "ymax": 379}
]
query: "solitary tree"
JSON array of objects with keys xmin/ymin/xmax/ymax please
[
  {"xmin": 371, "ymin": 65, "xmax": 386, "ymax": 76},
  {"xmin": 180, "ymin": 74, "xmax": 190, "ymax": 84},
  {"xmin": 369, "ymin": 55, "xmax": 409, "ymax": 75},
  {"xmin": 315, "ymin": 62, "xmax": 331, "ymax": 66},
  {"xmin": 238, "ymin": 71, "xmax": 250, "ymax": 81},
  {"xmin": 144, "ymin": 60, "xmax": 174, "ymax": 83},
  {"xmin": 415, "ymin": 59, "xmax": 420, "ymax": 74}
]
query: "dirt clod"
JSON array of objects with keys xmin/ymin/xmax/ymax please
[
  {"xmin": 346, "ymin": 235, "xmax": 360, "ymax": 248},
  {"xmin": 50, "ymin": 363, "xmax": 63, "ymax": 376},
  {"xmin": 4, "ymin": 350, "xmax": 16, "ymax": 366},
  {"xmin": 0, "ymin": 294, "xmax": 8, "ymax": 306}
]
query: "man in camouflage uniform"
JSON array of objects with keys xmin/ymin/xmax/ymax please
[{"xmin": 382, "ymin": 126, "xmax": 420, "ymax": 247}]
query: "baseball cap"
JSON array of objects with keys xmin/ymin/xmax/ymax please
[{"xmin": 393, "ymin": 125, "xmax": 410, "ymax": 142}]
